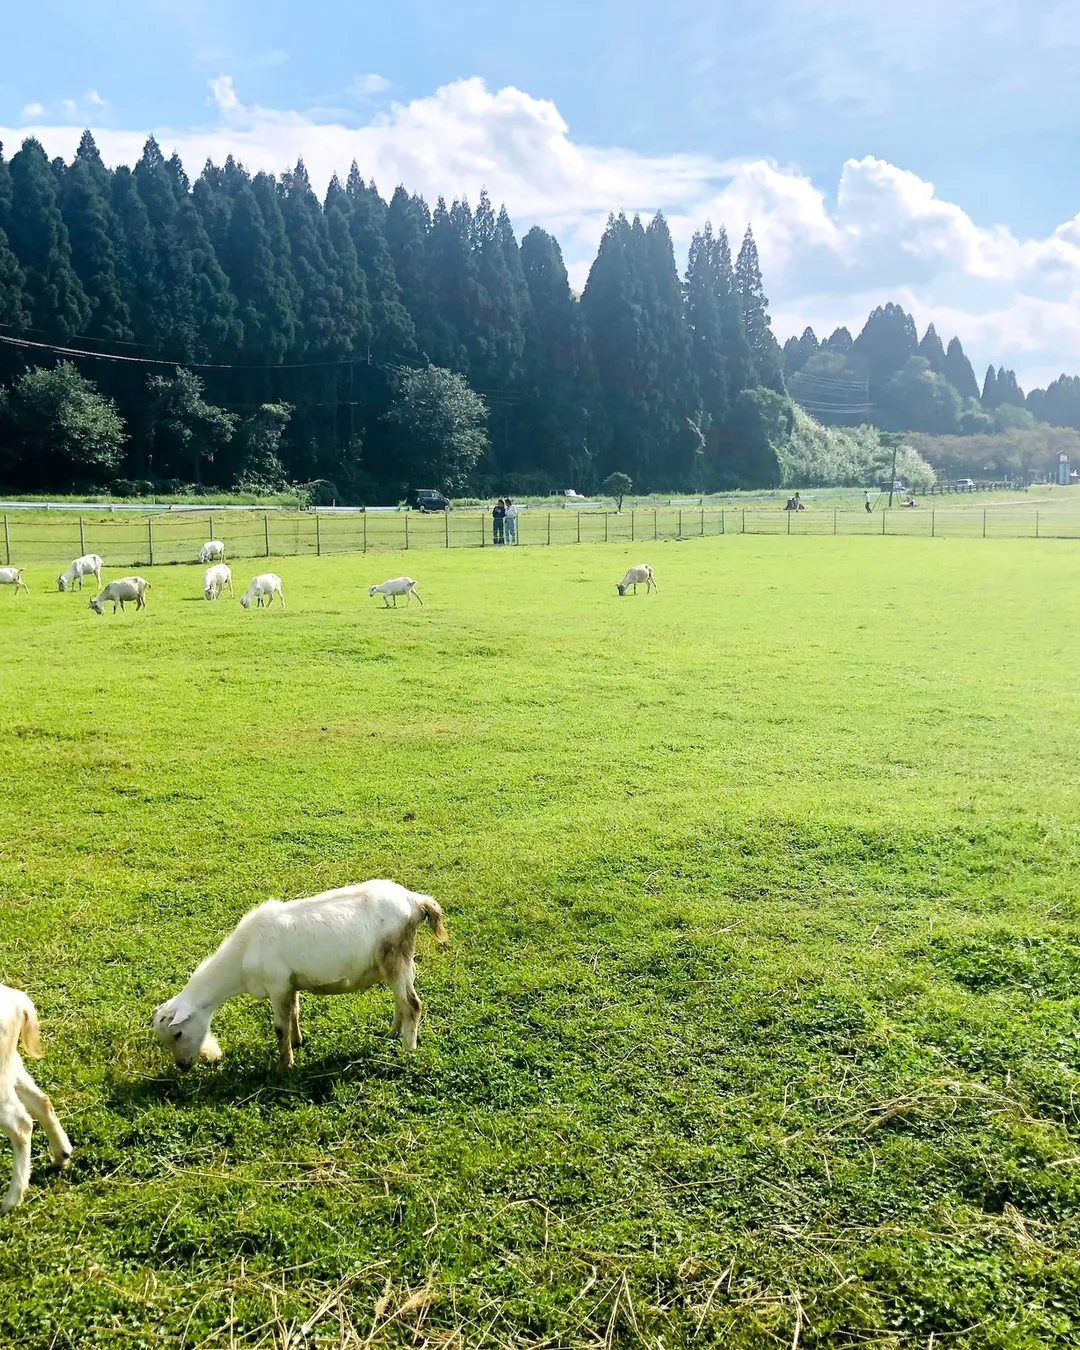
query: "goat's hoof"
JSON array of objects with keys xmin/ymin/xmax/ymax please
[{"xmin": 55, "ymin": 1148, "xmax": 73, "ymax": 1170}]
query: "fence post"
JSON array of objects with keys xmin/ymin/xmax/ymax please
[
  {"xmin": 577, "ymin": 513, "xmax": 581, "ymax": 544},
  {"xmin": 79, "ymin": 516, "xmax": 86, "ymax": 554},
  {"xmin": 721, "ymin": 509, "xmax": 725, "ymax": 535},
  {"xmin": 653, "ymin": 509, "xmax": 657, "ymax": 540},
  {"xmin": 882, "ymin": 508, "xmax": 887, "ymax": 535},
  {"xmin": 604, "ymin": 514, "xmax": 608, "ymax": 544},
  {"xmin": 931, "ymin": 509, "xmax": 935, "ymax": 539},
  {"xmin": 679, "ymin": 509, "xmax": 683, "ymax": 538},
  {"xmin": 147, "ymin": 517, "xmax": 154, "ymax": 566},
  {"xmin": 833, "ymin": 508, "xmax": 837, "ymax": 536},
  {"xmin": 209, "ymin": 514, "xmax": 214, "ymax": 541},
  {"xmin": 547, "ymin": 512, "xmax": 551, "ymax": 545},
  {"xmin": 315, "ymin": 512, "xmax": 321, "ymax": 557},
  {"xmin": 982, "ymin": 508, "xmax": 986, "ymax": 539},
  {"xmin": 701, "ymin": 507, "xmax": 705, "ymax": 536},
  {"xmin": 742, "ymin": 508, "xmax": 746, "ymax": 534},
  {"xmin": 405, "ymin": 513, "xmax": 409, "ymax": 550},
  {"xmin": 445, "ymin": 511, "xmax": 450, "ymax": 548},
  {"xmin": 2, "ymin": 516, "xmax": 8, "ymax": 565},
  {"xmin": 363, "ymin": 511, "xmax": 367, "ymax": 554},
  {"xmin": 631, "ymin": 510, "xmax": 635, "ymax": 543},
  {"xmin": 482, "ymin": 512, "xmax": 486, "ymax": 547},
  {"xmin": 786, "ymin": 510, "xmax": 791, "ymax": 535},
  {"xmin": 264, "ymin": 514, "xmax": 270, "ymax": 557},
  {"xmin": 1036, "ymin": 511, "xmax": 1040, "ymax": 539}
]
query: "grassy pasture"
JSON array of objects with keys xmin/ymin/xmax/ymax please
[{"xmin": 1, "ymin": 536, "xmax": 1080, "ymax": 1349}]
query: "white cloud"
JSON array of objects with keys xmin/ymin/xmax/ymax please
[
  {"xmin": 349, "ymin": 73, "xmax": 392, "ymax": 98},
  {"xmin": 1, "ymin": 74, "xmax": 1078, "ymax": 386},
  {"xmin": 19, "ymin": 103, "xmax": 45, "ymax": 118},
  {"xmin": 87, "ymin": 90, "xmax": 107, "ymax": 108}
]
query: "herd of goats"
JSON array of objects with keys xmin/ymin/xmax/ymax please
[
  {"xmin": 0, "ymin": 546, "xmax": 660, "ymax": 611},
  {"xmin": 1, "ymin": 543, "xmax": 661, "ymax": 1212}
]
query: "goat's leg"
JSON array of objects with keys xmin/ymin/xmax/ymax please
[
  {"xmin": 289, "ymin": 992, "xmax": 303, "ymax": 1048},
  {"xmin": 14, "ymin": 1068, "xmax": 71, "ymax": 1169},
  {"xmin": 277, "ymin": 590, "xmax": 285, "ymax": 611},
  {"xmin": 411, "ymin": 589, "xmax": 423, "ymax": 606},
  {"xmin": 0, "ymin": 1099, "xmax": 33, "ymax": 1213},
  {"xmin": 387, "ymin": 960, "xmax": 422, "ymax": 1051},
  {"xmin": 269, "ymin": 992, "xmax": 295, "ymax": 1068}
]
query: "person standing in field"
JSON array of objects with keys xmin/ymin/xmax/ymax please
[
  {"xmin": 504, "ymin": 498, "xmax": 518, "ymax": 545},
  {"xmin": 493, "ymin": 499, "xmax": 506, "ymax": 545},
  {"xmin": 865, "ymin": 491, "xmax": 873, "ymax": 513}
]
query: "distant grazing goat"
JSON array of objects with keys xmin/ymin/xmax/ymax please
[
  {"xmin": 58, "ymin": 554, "xmax": 104, "ymax": 592},
  {"xmin": 89, "ymin": 577, "xmax": 151, "ymax": 614},
  {"xmin": 616, "ymin": 564, "xmax": 657, "ymax": 596},
  {"xmin": 203, "ymin": 564, "xmax": 233, "ymax": 601},
  {"xmin": 152, "ymin": 880, "xmax": 448, "ymax": 1070},
  {"xmin": 0, "ymin": 985, "xmax": 72, "ymax": 1213},
  {"xmin": 240, "ymin": 573, "xmax": 285, "ymax": 610},
  {"xmin": 198, "ymin": 541, "xmax": 226, "ymax": 564},
  {"xmin": 0, "ymin": 568, "xmax": 29, "ymax": 595},
  {"xmin": 368, "ymin": 577, "xmax": 423, "ymax": 607}
]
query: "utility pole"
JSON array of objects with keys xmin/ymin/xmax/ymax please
[{"xmin": 887, "ymin": 439, "xmax": 899, "ymax": 509}]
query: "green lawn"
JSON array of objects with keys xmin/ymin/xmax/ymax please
[{"xmin": 2, "ymin": 537, "xmax": 1079, "ymax": 1349}]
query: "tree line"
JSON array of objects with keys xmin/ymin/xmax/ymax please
[{"xmin": 0, "ymin": 132, "xmax": 1076, "ymax": 499}]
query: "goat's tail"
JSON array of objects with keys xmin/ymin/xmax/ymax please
[
  {"xmin": 414, "ymin": 894, "xmax": 448, "ymax": 943},
  {"xmin": 2, "ymin": 989, "xmax": 42, "ymax": 1060}
]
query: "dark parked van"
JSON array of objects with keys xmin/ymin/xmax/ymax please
[{"xmin": 412, "ymin": 489, "xmax": 451, "ymax": 512}]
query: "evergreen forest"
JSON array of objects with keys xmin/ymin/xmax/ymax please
[{"xmin": 0, "ymin": 132, "xmax": 1076, "ymax": 500}]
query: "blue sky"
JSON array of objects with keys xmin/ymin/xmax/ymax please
[{"xmin": 3, "ymin": 0, "xmax": 1080, "ymax": 387}]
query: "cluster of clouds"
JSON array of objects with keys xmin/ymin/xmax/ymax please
[{"xmin": 4, "ymin": 75, "xmax": 1079, "ymax": 390}]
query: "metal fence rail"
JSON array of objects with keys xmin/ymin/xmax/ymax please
[{"xmin": 4, "ymin": 505, "xmax": 1080, "ymax": 570}]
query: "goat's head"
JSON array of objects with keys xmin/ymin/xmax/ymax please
[
  {"xmin": 616, "ymin": 583, "xmax": 627, "ymax": 596},
  {"xmin": 57, "ymin": 574, "xmax": 68, "ymax": 592},
  {"xmin": 368, "ymin": 584, "xmax": 379, "ymax": 597},
  {"xmin": 152, "ymin": 998, "xmax": 221, "ymax": 1070},
  {"xmin": 89, "ymin": 597, "xmax": 104, "ymax": 614},
  {"xmin": 239, "ymin": 593, "xmax": 252, "ymax": 609}
]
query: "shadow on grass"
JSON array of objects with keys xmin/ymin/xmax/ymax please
[{"xmin": 106, "ymin": 1041, "xmax": 414, "ymax": 1111}]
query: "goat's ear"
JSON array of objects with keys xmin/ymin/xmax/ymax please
[{"xmin": 168, "ymin": 1006, "xmax": 191, "ymax": 1029}]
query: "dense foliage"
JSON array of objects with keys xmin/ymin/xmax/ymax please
[{"xmin": 0, "ymin": 132, "xmax": 1076, "ymax": 498}]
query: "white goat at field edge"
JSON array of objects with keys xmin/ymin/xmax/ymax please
[
  {"xmin": 203, "ymin": 563, "xmax": 233, "ymax": 600},
  {"xmin": 368, "ymin": 577, "xmax": 423, "ymax": 607},
  {"xmin": 58, "ymin": 554, "xmax": 104, "ymax": 592},
  {"xmin": 240, "ymin": 573, "xmax": 285, "ymax": 610},
  {"xmin": 89, "ymin": 576, "xmax": 151, "ymax": 614},
  {"xmin": 0, "ymin": 985, "xmax": 72, "ymax": 1214},
  {"xmin": 0, "ymin": 568, "xmax": 29, "ymax": 595},
  {"xmin": 616, "ymin": 564, "xmax": 657, "ymax": 596},
  {"xmin": 152, "ymin": 880, "xmax": 448, "ymax": 1070},
  {"xmin": 198, "ymin": 540, "xmax": 226, "ymax": 564}
]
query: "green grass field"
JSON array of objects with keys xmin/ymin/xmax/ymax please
[{"xmin": 2, "ymin": 537, "xmax": 1079, "ymax": 1349}]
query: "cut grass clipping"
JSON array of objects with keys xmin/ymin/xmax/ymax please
[{"xmin": 2, "ymin": 536, "xmax": 1080, "ymax": 1348}]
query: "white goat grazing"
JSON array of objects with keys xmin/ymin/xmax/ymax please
[
  {"xmin": 0, "ymin": 985, "xmax": 72, "ymax": 1214},
  {"xmin": 203, "ymin": 563, "xmax": 233, "ymax": 601},
  {"xmin": 89, "ymin": 576, "xmax": 151, "ymax": 614},
  {"xmin": 152, "ymin": 880, "xmax": 448, "ymax": 1070},
  {"xmin": 198, "ymin": 540, "xmax": 226, "ymax": 564},
  {"xmin": 616, "ymin": 564, "xmax": 657, "ymax": 596},
  {"xmin": 57, "ymin": 554, "xmax": 104, "ymax": 592},
  {"xmin": 368, "ymin": 576, "xmax": 423, "ymax": 608},
  {"xmin": 240, "ymin": 573, "xmax": 285, "ymax": 610},
  {"xmin": 0, "ymin": 568, "xmax": 29, "ymax": 595}
]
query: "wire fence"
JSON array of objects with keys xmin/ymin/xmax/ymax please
[{"xmin": 5, "ymin": 504, "xmax": 1080, "ymax": 570}]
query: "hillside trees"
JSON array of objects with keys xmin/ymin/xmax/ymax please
[{"xmin": 0, "ymin": 130, "xmax": 1073, "ymax": 497}]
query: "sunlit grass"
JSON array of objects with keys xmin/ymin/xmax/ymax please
[{"xmin": 2, "ymin": 536, "xmax": 1079, "ymax": 1348}]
